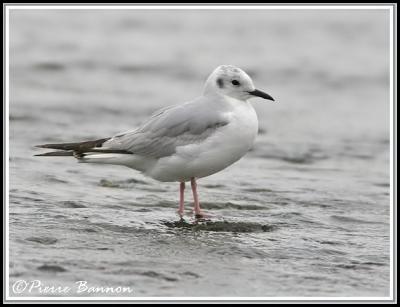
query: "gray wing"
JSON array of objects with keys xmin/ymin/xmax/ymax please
[{"xmin": 103, "ymin": 97, "xmax": 229, "ymax": 158}]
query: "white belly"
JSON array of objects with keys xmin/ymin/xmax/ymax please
[{"xmin": 148, "ymin": 101, "xmax": 258, "ymax": 182}]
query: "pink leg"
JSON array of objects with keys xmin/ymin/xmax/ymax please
[
  {"xmin": 190, "ymin": 177, "xmax": 205, "ymax": 218},
  {"xmin": 178, "ymin": 182, "xmax": 185, "ymax": 217}
]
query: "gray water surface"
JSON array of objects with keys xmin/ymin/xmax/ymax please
[{"xmin": 9, "ymin": 9, "xmax": 390, "ymax": 297}]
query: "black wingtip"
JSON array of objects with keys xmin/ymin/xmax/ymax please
[{"xmin": 34, "ymin": 151, "xmax": 74, "ymax": 157}]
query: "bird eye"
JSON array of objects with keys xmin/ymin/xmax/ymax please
[{"xmin": 231, "ymin": 80, "xmax": 240, "ymax": 86}]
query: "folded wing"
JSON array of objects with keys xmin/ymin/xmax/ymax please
[{"xmin": 103, "ymin": 98, "xmax": 229, "ymax": 158}]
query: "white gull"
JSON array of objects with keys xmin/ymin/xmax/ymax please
[{"xmin": 36, "ymin": 65, "xmax": 275, "ymax": 218}]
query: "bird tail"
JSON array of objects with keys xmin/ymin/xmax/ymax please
[
  {"xmin": 35, "ymin": 137, "xmax": 132, "ymax": 159},
  {"xmin": 35, "ymin": 138, "xmax": 110, "ymax": 152},
  {"xmin": 35, "ymin": 150, "xmax": 74, "ymax": 157}
]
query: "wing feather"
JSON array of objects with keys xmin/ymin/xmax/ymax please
[{"xmin": 103, "ymin": 97, "xmax": 229, "ymax": 158}]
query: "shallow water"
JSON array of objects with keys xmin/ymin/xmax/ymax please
[{"xmin": 9, "ymin": 9, "xmax": 390, "ymax": 297}]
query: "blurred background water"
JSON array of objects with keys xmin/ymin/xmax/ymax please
[{"xmin": 9, "ymin": 9, "xmax": 391, "ymax": 297}]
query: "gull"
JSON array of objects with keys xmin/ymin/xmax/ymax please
[{"xmin": 36, "ymin": 65, "xmax": 275, "ymax": 218}]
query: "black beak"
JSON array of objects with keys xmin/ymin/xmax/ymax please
[{"xmin": 248, "ymin": 89, "xmax": 275, "ymax": 101}]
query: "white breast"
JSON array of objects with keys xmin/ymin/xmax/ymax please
[{"xmin": 149, "ymin": 99, "xmax": 258, "ymax": 182}]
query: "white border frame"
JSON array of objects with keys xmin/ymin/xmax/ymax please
[{"xmin": 4, "ymin": 4, "xmax": 396, "ymax": 303}]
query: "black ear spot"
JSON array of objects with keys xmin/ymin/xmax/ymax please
[{"xmin": 216, "ymin": 78, "xmax": 224, "ymax": 88}]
